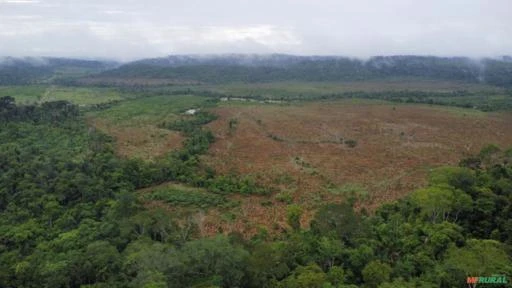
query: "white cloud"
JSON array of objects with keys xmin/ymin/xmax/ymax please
[
  {"xmin": 153, "ymin": 25, "xmax": 301, "ymax": 53},
  {"xmin": 101, "ymin": 10, "xmax": 127, "ymax": 15},
  {"xmin": 0, "ymin": 0, "xmax": 511, "ymax": 60},
  {"xmin": 0, "ymin": 0, "xmax": 40, "ymax": 3}
]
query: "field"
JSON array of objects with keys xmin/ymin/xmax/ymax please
[
  {"xmin": 194, "ymin": 80, "xmax": 512, "ymax": 111},
  {"xmin": 189, "ymin": 100, "xmax": 512, "ymax": 235},
  {"xmin": 78, "ymin": 86, "xmax": 512, "ymax": 236},
  {"xmin": 206, "ymin": 79, "xmax": 502, "ymax": 98},
  {"xmin": 40, "ymin": 86, "xmax": 123, "ymax": 104},
  {"xmin": 88, "ymin": 94, "xmax": 211, "ymax": 159},
  {"xmin": 1, "ymin": 85, "xmax": 124, "ymax": 105},
  {"xmin": 7, "ymin": 83, "xmax": 511, "ymax": 236},
  {"xmin": 0, "ymin": 85, "xmax": 47, "ymax": 103}
]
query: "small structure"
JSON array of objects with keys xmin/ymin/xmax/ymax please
[{"xmin": 184, "ymin": 108, "xmax": 198, "ymax": 115}]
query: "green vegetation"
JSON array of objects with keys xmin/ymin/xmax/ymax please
[
  {"xmin": 0, "ymin": 85, "xmax": 46, "ymax": 103},
  {"xmin": 0, "ymin": 85, "xmax": 124, "ymax": 105},
  {"xmin": 6, "ymin": 83, "xmax": 511, "ymax": 113},
  {"xmin": 0, "ymin": 65, "xmax": 53, "ymax": 85},
  {"xmin": 41, "ymin": 86, "xmax": 123, "ymax": 105},
  {"xmin": 143, "ymin": 185, "xmax": 228, "ymax": 208},
  {"xmin": 286, "ymin": 204, "xmax": 304, "ymax": 231},
  {"xmin": 91, "ymin": 94, "xmax": 209, "ymax": 125},
  {"xmin": 344, "ymin": 139, "xmax": 358, "ymax": 148},
  {"xmin": 0, "ymin": 95, "xmax": 79, "ymax": 123},
  {"xmin": 228, "ymin": 117, "xmax": 239, "ymax": 134},
  {"xmin": 210, "ymin": 80, "xmax": 500, "ymax": 98},
  {"xmin": 0, "ymin": 57, "xmax": 116, "ymax": 85},
  {"xmin": 223, "ymin": 89, "xmax": 512, "ymax": 112},
  {"xmin": 98, "ymin": 55, "xmax": 512, "ymax": 88},
  {"xmin": 275, "ymin": 191, "xmax": 294, "ymax": 204},
  {"xmin": 161, "ymin": 110, "xmax": 218, "ymax": 135}
]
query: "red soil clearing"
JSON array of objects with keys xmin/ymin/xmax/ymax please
[
  {"xmin": 90, "ymin": 118, "xmax": 184, "ymax": 160},
  {"xmin": 197, "ymin": 101, "xmax": 512, "ymax": 236}
]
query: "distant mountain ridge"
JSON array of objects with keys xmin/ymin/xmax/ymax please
[
  {"xmin": 0, "ymin": 57, "xmax": 119, "ymax": 85},
  {"xmin": 99, "ymin": 54, "xmax": 512, "ymax": 87},
  {"xmin": 2, "ymin": 54, "xmax": 512, "ymax": 87},
  {"xmin": 0, "ymin": 56, "xmax": 118, "ymax": 68},
  {"xmin": 129, "ymin": 54, "xmax": 352, "ymax": 67},
  {"xmin": 129, "ymin": 54, "xmax": 511, "ymax": 68}
]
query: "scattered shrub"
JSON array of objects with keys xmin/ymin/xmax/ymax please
[
  {"xmin": 275, "ymin": 191, "xmax": 293, "ymax": 204},
  {"xmin": 344, "ymin": 139, "xmax": 357, "ymax": 148},
  {"xmin": 144, "ymin": 187, "xmax": 227, "ymax": 208}
]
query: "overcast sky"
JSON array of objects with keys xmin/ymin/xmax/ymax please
[{"xmin": 0, "ymin": 0, "xmax": 511, "ymax": 61}]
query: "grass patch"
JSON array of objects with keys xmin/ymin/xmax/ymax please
[
  {"xmin": 42, "ymin": 86, "xmax": 123, "ymax": 105},
  {"xmin": 0, "ymin": 85, "xmax": 46, "ymax": 103},
  {"xmin": 0, "ymin": 85, "xmax": 124, "ymax": 105},
  {"xmin": 206, "ymin": 79, "xmax": 501, "ymax": 99},
  {"xmin": 328, "ymin": 183, "xmax": 369, "ymax": 202},
  {"xmin": 275, "ymin": 191, "xmax": 294, "ymax": 204},
  {"xmin": 90, "ymin": 94, "xmax": 208, "ymax": 125}
]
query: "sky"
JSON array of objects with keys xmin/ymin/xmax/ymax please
[{"xmin": 0, "ymin": 0, "xmax": 511, "ymax": 61}]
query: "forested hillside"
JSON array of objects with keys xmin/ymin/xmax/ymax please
[
  {"xmin": 0, "ymin": 57, "xmax": 118, "ymax": 85},
  {"xmin": 1, "ymin": 96, "xmax": 511, "ymax": 287},
  {"xmin": 94, "ymin": 55, "xmax": 512, "ymax": 87},
  {"xmin": 3, "ymin": 55, "xmax": 512, "ymax": 88}
]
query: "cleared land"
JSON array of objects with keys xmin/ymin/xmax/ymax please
[
  {"xmin": 84, "ymin": 91, "xmax": 512, "ymax": 237},
  {"xmin": 40, "ymin": 86, "xmax": 123, "ymax": 104},
  {"xmin": 189, "ymin": 100, "xmax": 512, "ymax": 235},
  {"xmin": 88, "ymin": 94, "xmax": 209, "ymax": 160},
  {"xmin": 1, "ymin": 85, "xmax": 123, "ymax": 105}
]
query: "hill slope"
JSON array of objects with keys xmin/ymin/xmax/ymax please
[
  {"xmin": 95, "ymin": 54, "xmax": 512, "ymax": 87},
  {"xmin": 0, "ymin": 57, "xmax": 118, "ymax": 85}
]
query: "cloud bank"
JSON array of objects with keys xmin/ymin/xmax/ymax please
[{"xmin": 0, "ymin": 0, "xmax": 511, "ymax": 61}]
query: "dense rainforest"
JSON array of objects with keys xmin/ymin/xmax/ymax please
[{"xmin": 1, "ymin": 96, "xmax": 512, "ymax": 287}]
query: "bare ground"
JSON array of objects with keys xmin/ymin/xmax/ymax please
[{"xmin": 194, "ymin": 101, "xmax": 512, "ymax": 236}]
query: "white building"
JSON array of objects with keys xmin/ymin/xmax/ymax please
[{"xmin": 184, "ymin": 109, "xmax": 198, "ymax": 115}]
